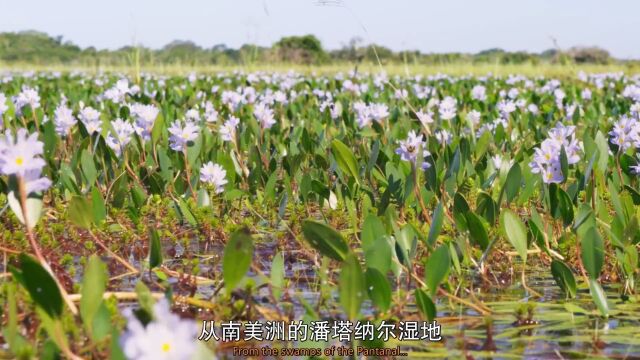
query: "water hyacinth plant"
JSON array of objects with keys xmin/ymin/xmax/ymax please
[{"xmin": 0, "ymin": 68, "xmax": 639, "ymax": 359}]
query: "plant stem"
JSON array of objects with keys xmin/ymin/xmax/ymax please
[
  {"xmin": 31, "ymin": 106, "xmax": 40, "ymax": 132},
  {"xmin": 616, "ymin": 152, "xmax": 624, "ymax": 188},
  {"xmin": 183, "ymin": 150, "xmax": 197, "ymax": 200},
  {"xmin": 88, "ymin": 230, "xmax": 138, "ymax": 273},
  {"xmin": 412, "ymin": 164, "xmax": 431, "ymax": 225},
  {"xmin": 17, "ymin": 176, "xmax": 79, "ymax": 315}
]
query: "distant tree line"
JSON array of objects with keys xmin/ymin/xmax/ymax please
[{"xmin": 0, "ymin": 30, "xmax": 626, "ymax": 67}]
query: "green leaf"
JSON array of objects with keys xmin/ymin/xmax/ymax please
[
  {"xmin": 331, "ymin": 139, "xmax": 360, "ymax": 184},
  {"xmin": 151, "ymin": 112, "xmax": 165, "ymax": 144},
  {"xmin": 426, "ymin": 202, "xmax": 444, "ymax": 247},
  {"xmin": 594, "ymin": 131, "xmax": 609, "ymax": 172},
  {"xmin": 588, "ymin": 278, "xmax": 609, "ymax": 317},
  {"xmin": 502, "ymin": 162, "xmax": 522, "ymax": 204},
  {"xmin": 223, "ymin": 228, "xmax": 254, "ymax": 292},
  {"xmin": 465, "ymin": 211, "xmax": 489, "ymax": 250},
  {"xmin": 149, "ymin": 228, "xmax": 162, "ymax": 269},
  {"xmin": 43, "ymin": 119, "xmax": 58, "ymax": 157},
  {"xmin": 270, "ymin": 252, "xmax": 285, "ymax": 300},
  {"xmin": 80, "ymin": 255, "xmax": 107, "ymax": 336},
  {"xmin": 573, "ymin": 203, "xmax": 592, "ymax": 231},
  {"xmin": 109, "ymin": 328, "xmax": 127, "ymax": 360},
  {"xmin": 7, "ymin": 185, "xmax": 43, "ymax": 230},
  {"xmin": 624, "ymin": 185, "xmax": 640, "ymax": 205},
  {"xmin": 559, "ymin": 146, "xmax": 569, "ymax": 182},
  {"xmin": 550, "ymin": 260, "xmax": 576, "ymax": 298},
  {"xmin": 453, "ymin": 193, "xmax": 470, "ymax": 214},
  {"xmin": 475, "ymin": 131, "xmax": 492, "ymax": 159},
  {"xmin": 196, "ymin": 188, "xmax": 211, "ymax": 208},
  {"xmin": 425, "ymin": 244, "xmax": 451, "ymax": 296},
  {"xmin": 476, "ymin": 191, "xmax": 498, "ymax": 224},
  {"xmin": 91, "ymin": 187, "xmax": 107, "ymax": 224},
  {"xmin": 361, "ymin": 214, "xmax": 385, "ymax": 251},
  {"xmin": 563, "ymin": 302, "xmax": 589, "ymax": 314},
  {"xmin": 35, "ymin": 308, "xmax": 68, "ymax": 360},
  {"xmin": 301, "ymin": 220, "xmax": 350, "ymax": 261},
  {"xmin": 364, "ymin": 235, "xmax": 392, "ymax": 274},
  {"xmin": 395, "ymin": 225, "xmax": 417, "ymax": 266},
  {"xmin": 68, "ymin": 196, "xmax": 93, "ymax": 229},
  {"xmin": 415, "ymin": 288, "xmax": 436, "ymax": 321},
  {"xmin": 216, "ymin": 151, "xmax": 236, "ymax": 186},
  {"xmin": 134, "ymin": 281, "xmax": 155, "ymax": 319},
  {"xmin": 500, "ymin": 210, "xmax": 528, "ymax": 263},
  {"xmin": 264, "ymin": 172, "xmax": 278, "ymax": 203},
  {"xmin": 581, "ymin": 227, "xmax": 604, "ymax": 279},
  {"xmin": 3, "ymin": 282, "xmax": 34, "ymax": 358},
  {"xmin": 365, "ymin": 268, "xmax": 391, "ymax": 312},
  {"xmin": 15, "ymin": 254, "xmax": 63, "ymax": 318},
  {"xmin": 91, "ymin": 303, "xmax": 112, "ymax": 342},
  {"xmin": 445, "ymin": 148, "xmax": 461, "ymax": 180},
  {"xmin": 550, "ymin": 184, "xmax": 574, "ymax": 226},
  {"xmin": 186, "ymin": 134, "xmax": 202, "ymax": 167},
  {"xmin": 81, "ymin": 149, "xmax": 98, "ymax": 186},
  {"xmin": 339, "ymin": 253, "xmax": 365, "ymax": 319},
  {"xmin": 175, "ymin": 198, "xmax": 198, "ymax": 226}
]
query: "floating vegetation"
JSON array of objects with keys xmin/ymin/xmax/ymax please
[{"xmin": 1, "ymin": 70, "xmax": 640, "ymax": 358}]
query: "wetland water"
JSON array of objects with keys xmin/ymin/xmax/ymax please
[{"xmin": 89, "ymin": 237, "xmax": 640, "ymax": 359}]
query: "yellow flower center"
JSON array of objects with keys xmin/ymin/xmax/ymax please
[
  {"xmin": 161, "ymin": 343, "xmax": 171, "ymax": 353},
  {"xmin": 15, "ymin": 157, "xmax": 24, "ymax": 166}
]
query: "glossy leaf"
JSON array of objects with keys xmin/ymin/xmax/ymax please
[
  {"xmin": 15, "ymin": 254, "xmax": 63, "ymax": 319},
  {"xmin": 581, "ymin": 227, "xmax": 604, "ymax": 279},
  {"xmin": 331, "ymin": 139, "xmax": 360, "ymax": 184},
  {"xmin": 550, "ymin": 260, "xmax": 576, "ymax": 298},
  {"xmin": 425, "ymin": 244, "xmax": 451, "ymax": 297},
  {"xmin": 465, "ymin": 211, "xmax": 489, "ymax": 250},
  {"xmin": 365, "ymin": 268, "xmax": 391, "ymax": 312},
  {"xmin": 80, "ymin": 255, "xmax": 108, "ymax": 336},
  {"xmin": 148, "ymin": 228, "xmax": 162, "ymax": 269},
  {"xmin": 501, "ymin": 210, "xmax": 528, "ymax": 263},
  {"xmin": 301, "ymin": 220, "xmax": 350, "ymax": 261},
  {"xmin": 415, "ymin": 288, "xmax": 436, "ymax": 321},
  {"xmin": 223, "ymin": 228, "xmax": 254, "ymax": 292},
  {"xmin": 339, "ymin": 253, "xmax": 365, "ymax": 319}
]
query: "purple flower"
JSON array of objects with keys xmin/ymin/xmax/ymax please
[
  {"xmin": 168, "ymin": 120, "xmax": 199, "ymax": 152},
  {"xmin": 0, "ymin": 93, "xmax": 8, "ymax": 117},
  {"xmin": 200, "ymin": 162, "xmax": 227, "ymax": 193},
  {"xmin": 254, "ymin": 102, "xmax": 276, "ymax": 129},
  {"xmin": 130, "ymin": 103, "xmax": 159, "ymax": 141},
  {"xmin": 79, "ymin": 106, "xmax": 102, "ymax": 135},
  {"xmin": 54, "ymin": 103, "xmax": 77, "ymax": 137},
  {"xmin": 395, "ymin": 130, "xmax": 431, "ymax": 170},
  {"xmin": 471, "ymin": 85, "xmax": 487, "ymax": 101},
  {"xmin": 541, "ymin": 162, "xmax": 564, "ymax": 184},
  {"xmin": 120, "ymin": 298, "xmax": 197, "ymax": 360},
  {"xmin": 609, "ymin": 116, "xmax": 640, "ymax": 152},
  {"xmin": 529, "ymin": 123, "xmax": 582, "ymax": 184},
  {"xmin": 438, "ymin": 96, "xmax": 457, "ymax": 120},
  {"xmin": 106, "ymin": 118, "xmax": 135, "ymax": 156},
  {"xmin": 0, "ymin": 128, "xmax": 50, "ymax": 193},
  {"xmin": 103, "ymin": 79, "xmax": 132, "ymax": 104},
  {"xmin": 435, "ymin": 129, "xmax": 452, "ymax": 145},
  {"xmin": 220, "ymin": 116, "xmax": 240, "ymax": 143},
  {"xmin": 13, "ymin": 87, "xmax": 40, "ymax": 116}
]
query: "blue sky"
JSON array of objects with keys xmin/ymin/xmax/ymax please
[{"xmin": 1, "ymin": 0, "xmax": 638, "ymax": 58}]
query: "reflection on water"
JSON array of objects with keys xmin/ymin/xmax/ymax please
[{"xmin": 30, "ymin": 234, "xmax": 640, "ymax": 359}]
